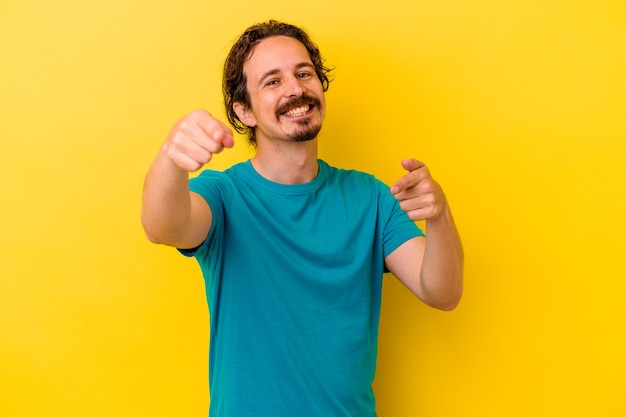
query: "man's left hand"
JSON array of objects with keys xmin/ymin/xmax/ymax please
[{"xmin": 390, "ymin": 159, "xmax": 448, "ymax": 221}]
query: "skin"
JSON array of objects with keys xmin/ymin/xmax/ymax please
[
  {"xmin": 233, "ymin": 36, "xmax": 326, "ymax": 184},
  {"xmin": 142, "ymin": 35, "xmax": 463, "ymax": 311}
]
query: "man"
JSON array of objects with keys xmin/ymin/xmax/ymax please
[{"xmin": 142, "ymin": 20, "xmax": 463, "ymax": 417}]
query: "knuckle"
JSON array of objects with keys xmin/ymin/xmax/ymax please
[
  {"xmin": 170, "ymin": 131, "xmax": 186, "ymax": 146},
  {"xmin": 177, "ymin": 120, "xmax": 195, "ymax": 137}
]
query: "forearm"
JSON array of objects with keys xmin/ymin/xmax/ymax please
[
  {"xmin": 141, "ymin": 147, "xmax": 194, "ymax": 245},
  {"xmin": 420, "ymin": 207, "xmax": 464, "ymax": 310}
]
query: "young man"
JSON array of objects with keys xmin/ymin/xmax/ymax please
[{"xmin": 142, "ymin": 20, "xmax": 463, "ymax": 417}]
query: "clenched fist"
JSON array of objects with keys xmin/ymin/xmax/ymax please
[{"xmin": 162, "ymin": 110, "xmax": 234, "ymax": 172}]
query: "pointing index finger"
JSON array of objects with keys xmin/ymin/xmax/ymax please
[{"xmin": 391, "ymin": 159, "xmax": 427, "ymax": 195}]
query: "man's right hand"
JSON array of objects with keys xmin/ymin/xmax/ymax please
[
  {"xmin": 162, "ymin": 110, "xmax": 235, "ymax": 172},
  {"xmin": 142, "ymin": 110, "xmax": 232, "ymax": 247}
]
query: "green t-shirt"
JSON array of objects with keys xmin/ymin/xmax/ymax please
[{"xmin": 182, "ymin": 159, "xmax": 423, "ymax": 417}]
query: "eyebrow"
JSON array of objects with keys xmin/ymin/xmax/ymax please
[{"xmin": 256, "ymin": 62, "xmax": 316, "ymax": 88}]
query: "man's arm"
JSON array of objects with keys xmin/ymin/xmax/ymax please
[
  {"xmin": 385, "ymin": 159, "xmax": 464, "ymax": 311},
  {"xmin": 141, "ymin": 110, "xmax": 234, "ymax": 248}
]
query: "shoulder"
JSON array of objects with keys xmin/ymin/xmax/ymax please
[
  {"xmin": 187, "ymin": 162, "xmax": 254, "ymax": 209},
  {"xmin": 190, "ymin": 161, "xmax": 249, "ymax": 187}
]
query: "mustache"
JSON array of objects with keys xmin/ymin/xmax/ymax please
[{"xmin": 275, "ymin": 95, "xmax": 321, "ymax": 117}]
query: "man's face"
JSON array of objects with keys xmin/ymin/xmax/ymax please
[{"xmin": 236, "ymin": 36, "xmax": 326, "ymax": 144}]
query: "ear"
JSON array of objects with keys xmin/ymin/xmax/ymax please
[{"xmin": 233, "ymin": 102, "xmax": 257, "ymax": 127}]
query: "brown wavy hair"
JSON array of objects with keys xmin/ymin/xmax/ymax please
[{"xmin": 222, "ymin": 20, "xmax": 333, "ymax": 145}]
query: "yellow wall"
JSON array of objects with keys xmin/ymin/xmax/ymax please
[{"xmin": 1, "ymin": 0, "xmax": 625, "ymax": 416}]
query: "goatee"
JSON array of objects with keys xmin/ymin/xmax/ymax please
[
  {"xmin": 276, "ymin": 94, "xmax": 323, "ymax": 142},
  {"xmin": 289, "ymin": 122, "xmax": 322, "ymax": 142}
]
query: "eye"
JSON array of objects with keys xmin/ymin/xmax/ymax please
[
  {"xmin": 297, "ymin": 71, "xmax": 313, "ymax": 79},
  {"xmin": 265, "ymin": 79, "xmax": 279, "ymax": 87}
]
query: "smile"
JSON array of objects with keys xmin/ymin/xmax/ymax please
[{"xmin": 282, "ymin": 105, "xmax": 312, "ymax": 117}]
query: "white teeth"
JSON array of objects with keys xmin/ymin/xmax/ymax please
[{"xmin": 284, "ymin": 105, "xmax": 310, "ymax": 117}]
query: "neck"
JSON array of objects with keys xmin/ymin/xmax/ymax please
[{"xmin": 251, "ymin": 138, "xmax": 319, "ymax": 184}]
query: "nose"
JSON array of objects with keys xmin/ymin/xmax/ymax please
[{"xmin": 285, "ymin": 75, "xmax": 306, "ymax": 97}]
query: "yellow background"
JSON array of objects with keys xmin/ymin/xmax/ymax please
[{"xmin": 1, "ymin": 0, "xmax": 625, "ymax": 416}]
